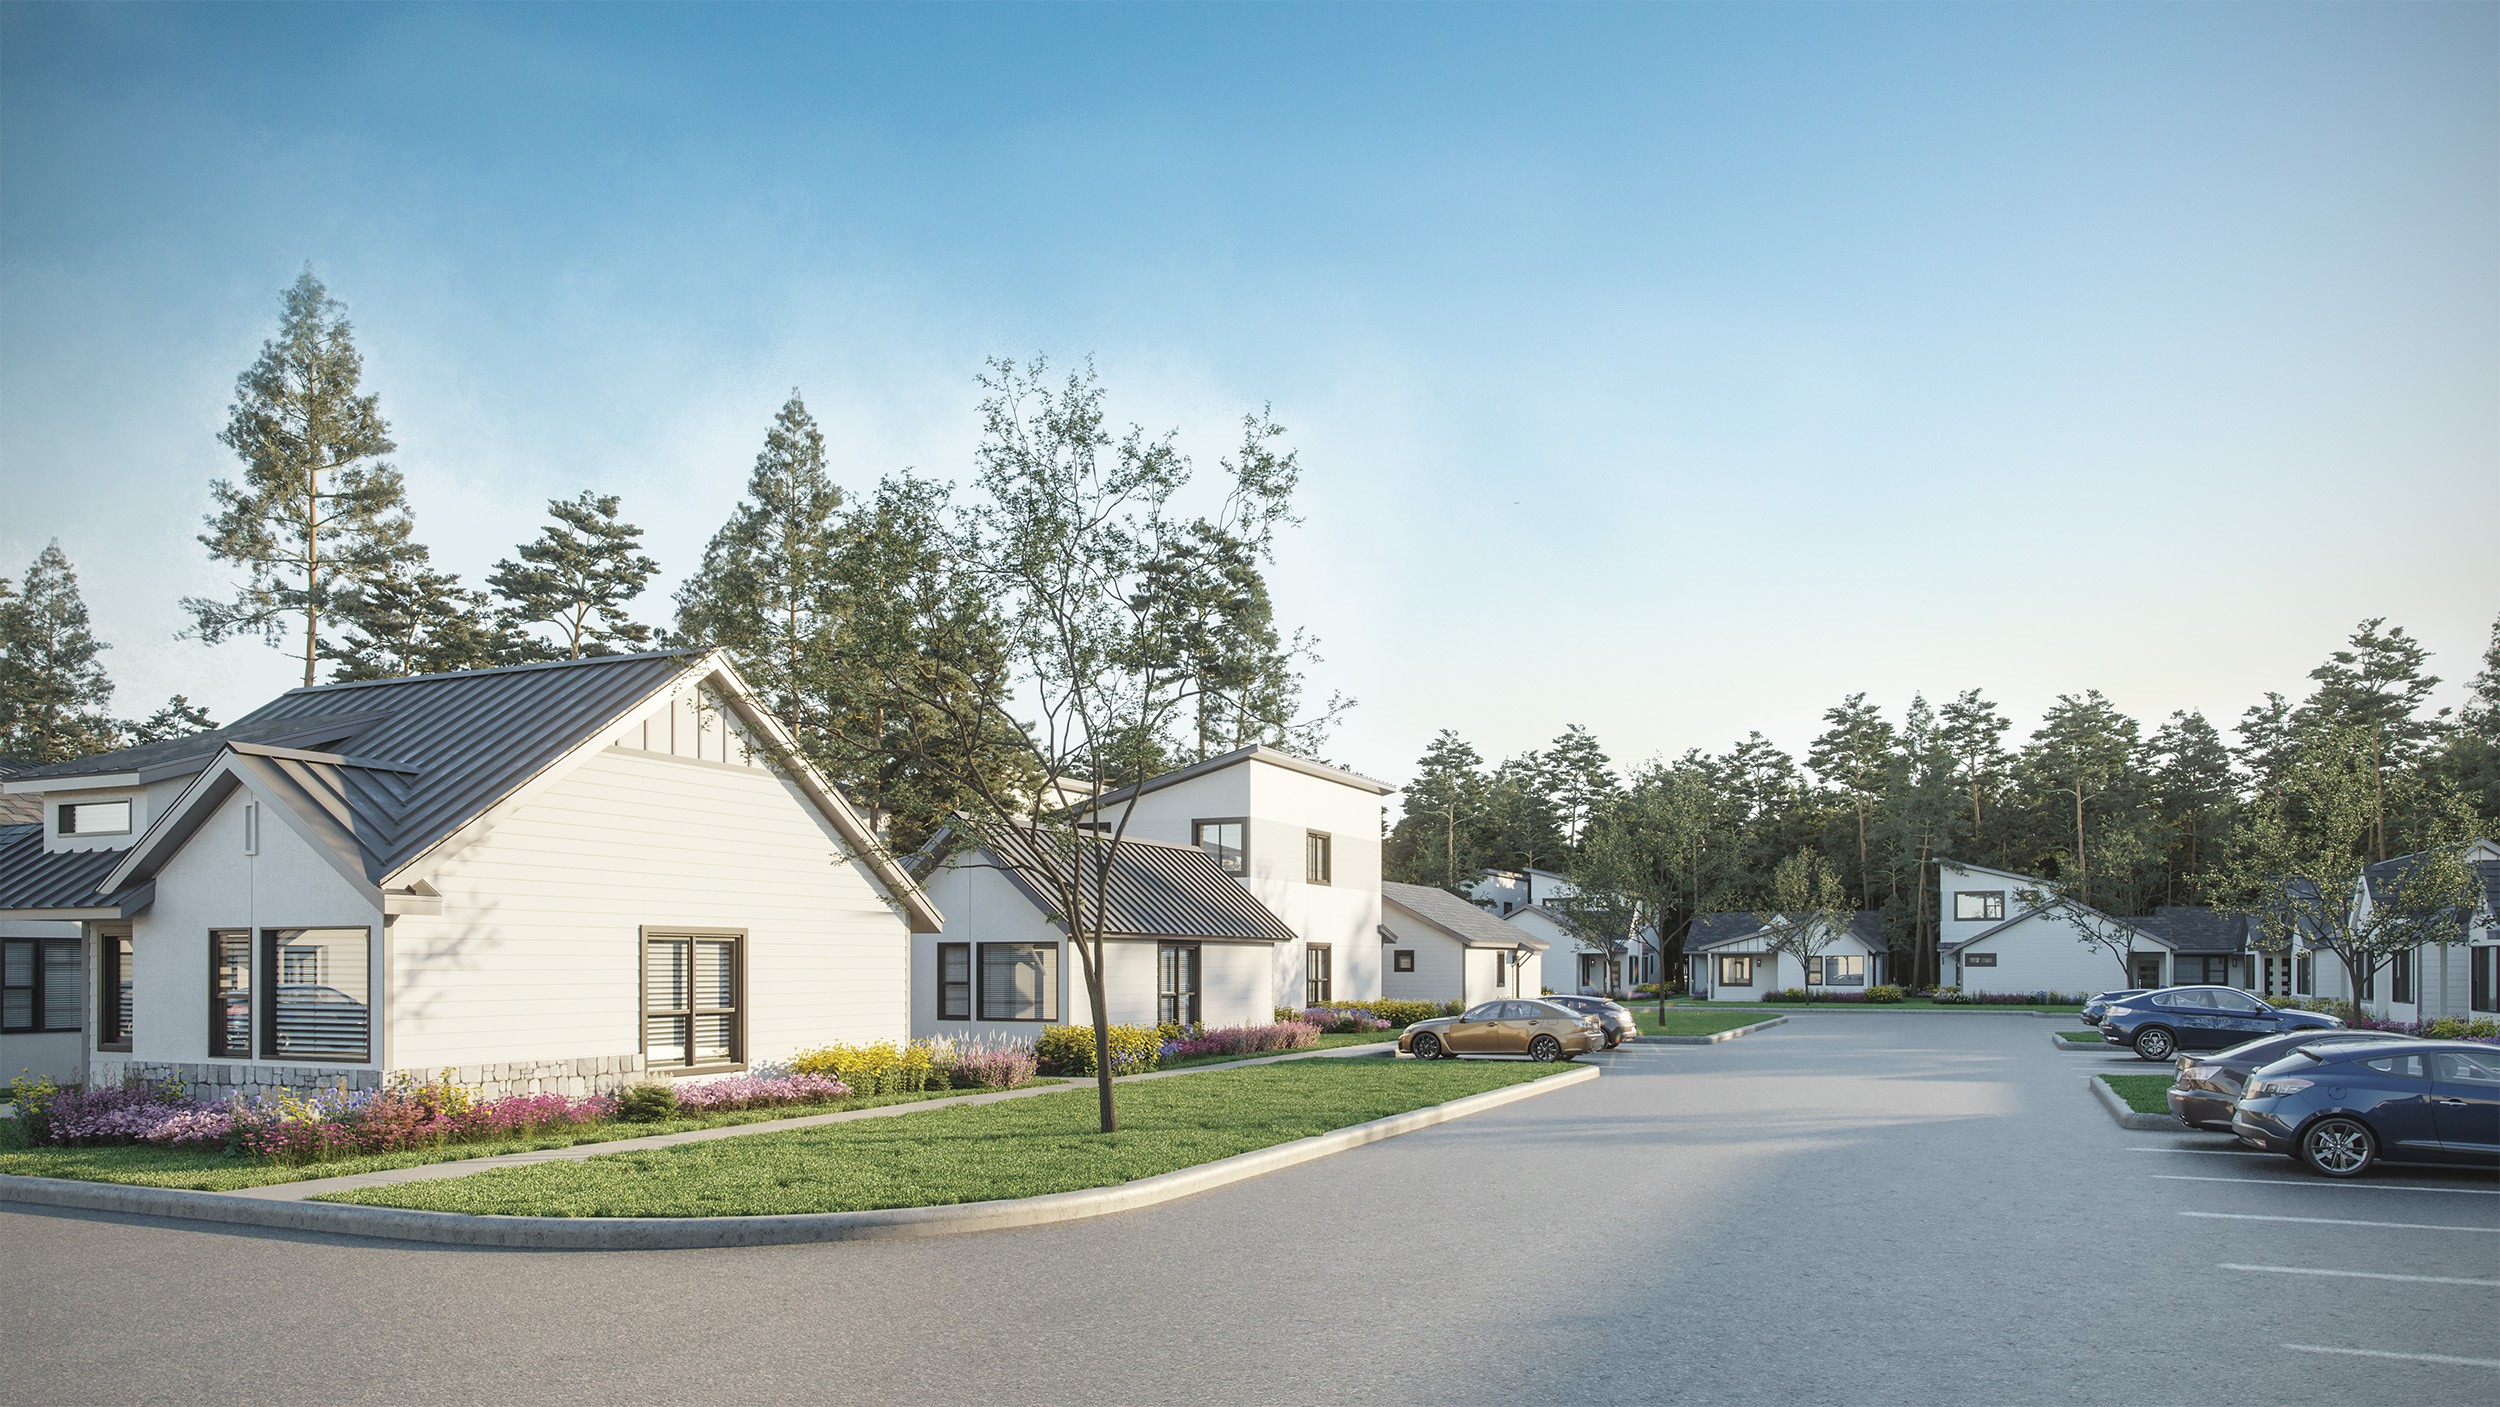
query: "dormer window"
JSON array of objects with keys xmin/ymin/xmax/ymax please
[
  {"xmin": 1192, "ymin": 818, "xmax": 1247, "ymax": 876},
  {"xmin": 59, "ymin": 800, "xmax": 131, "ymax": 836}
]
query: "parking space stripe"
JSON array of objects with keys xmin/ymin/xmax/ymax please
[
  {"xmin": 2154, "ymin": 1174, "xmax": 2500, "ymax": 1196},
  {"xmin": 2221, "ymin": 1263, "xmax": 2500, "ymax": 1288},
  {"xmin": 2181, "ymin": 1211, "xmax": 2500, "ymax": 1234},
  {"xmin": 2279, "ymin": 1344, "xmax": 2500, "ymax": 1369}
]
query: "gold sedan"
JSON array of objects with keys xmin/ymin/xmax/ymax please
[{"xmin": 1400, "ymin": 1000, "xmax": 1607, "ymax": 1062}]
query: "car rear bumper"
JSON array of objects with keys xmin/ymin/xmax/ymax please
[
  {"xmin": 2232, "ymin": 1106, "xmax": 2295, "ymax": 1153},
  {"xmin": 2167, "ymin": 1087, "xmax": 2234, "ymax": 1129}
]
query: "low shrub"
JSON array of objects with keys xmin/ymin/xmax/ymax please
[
  {"xmin": 948, "ymin": 1041, "xmax": 1040, "ymax": 1089},
  {"xmin": 673, "ymin": 1073, "xmax": 851, "ymax": 1113},
  {"xmin": 1767, "ymin": 988, "xmax": 1812, "ymax": 1002},
  {"xmin": 1034, "ymin": 1023, "xmax": 1162, "ymax": 1076},
  {"xmin": 1305, "ymin": 999, "xmax": 1450, "ymax": 1028},
  {"xmin": 1160, "ymin": 1021, "xmax": 1322, "ymax": 1061},
  {"xmin": 2348, "ymin": 1014, "xmax": 2500, "ymax": 1043},
  {"xmin": 615, "ymin": 1083, "xmax": 680, "ymax": 1122},
  {"xmin": 1934, "ymin": 988, "xmax": 2088, "ymax": 1006},
  {"xmin": 1865, "ymin": 985, "xmax": 1905, "ymax": 1003},
  {"xmin": 1302, "ymin": 1006, "xmax": 1393, "ymax": 1034},
  {"xmin": 7, "ymin": 1072, "xmax": 67, "ymax": 1143},
  {"xmin": 787, "ymin": 1039, "xmax": 951, "ymax": 1095}
]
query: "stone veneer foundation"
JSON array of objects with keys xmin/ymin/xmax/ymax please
[{"xmin": 86, "ymin": 1054, "xmax": 667, "ymax": 1102}]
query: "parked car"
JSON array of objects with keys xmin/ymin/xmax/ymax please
[
  {"xmin": 1538, "ymin": 994, "xmax": 1636, "ymax": 1048},
  {"xmin": 1400, "ymin": 999, "xmax": 1606, "ymax": 1063},
  {"xmin": 2080, "ymin": 990, "xmax": 2145, "ymax": 1027},
  {"xmin": 2166, "ymin": 1029, "xmax": 2406, "ymax": 1130},
  {"xmin": 2099, "ymin": 986, "xmax": 2342, "ymax": 1060},
  {"xmin": 2233, "ymin": 1040, "xmax": 2500, "ymax": 1177}
]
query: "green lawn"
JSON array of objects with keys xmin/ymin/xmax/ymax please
[
  {"xmin": 1632, "ymin": 1009, "xmax": 1785, "ymax": 1037},
  {"xmin": 2057, "ymin": 1030, "xmax": 2111, "ymax": 1043},
  {"xmin": 2098, "ymin": 1074, "xmax": 2173, "ymax": 1114},
  {"xmin": 1151, "ymin": 1030, "xmax": 1400, "ymax": 1072},
  {"xmin": 0, "ymin": 1084, "xmax": 1054, "ymax": 1191},
  {"xmin": 320, "ymin": 1059, "xmax": 1566, "ymax": 1218}
]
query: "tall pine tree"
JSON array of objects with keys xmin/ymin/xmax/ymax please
[
  {"xmin": 2292, "ymin": 618, "xmax": 2450, "ymax": 859},
  {"xmin": 0, "ymin": 542, "xmax": 120, "ymax": 763},
  {"xmin": 489, "ymin": 491, "xmax": 659, "ymax": 659},
  {"xmin": 184, "ymin": 268, "xmax": 407, "ymax": 686}
]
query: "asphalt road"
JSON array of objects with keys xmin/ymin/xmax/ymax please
[{"xmin": 6, "ymin": 1014, "xmax": 2496, "ymax": 1406}]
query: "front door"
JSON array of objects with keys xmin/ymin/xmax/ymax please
[
  {"xmin": 1157, "ymin": 944, "xmax": 1200, "ymax": 1027},
  {"xmin": 2131, "ymin": 952, "xmax": 2166, "ymax": 989}
]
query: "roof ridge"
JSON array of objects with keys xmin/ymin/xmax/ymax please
[{"xmin": 272, "ymin": 649, "xmax": 699, "ymax": 698}]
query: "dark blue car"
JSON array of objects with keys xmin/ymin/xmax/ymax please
[
  {"xmin": 2099, "ymin": 985, "xmax": 2342, "ymax": 1061},
  {"xmin": 2080, "ymin": 989, "xmax": 2146, "ymax": 1027},
  {"xmin": 2233, "ymin": 1040, "xmax": 2500, "ymax": 1177}
]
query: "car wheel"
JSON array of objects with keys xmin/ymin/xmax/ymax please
[
  {"xmin": 2300, "ymin": 1117, "xmax": 2376, "ymax": 1178},
  {"xmin": 2132, "ymin": 1026, "xmax": 2177, "ymax": 1061},
  {"xmin": 1528, "ymin": 1035, "xmax": 1562, "ymax": 1063},
  {"xmin": 1411, "ymin": 1032, "xmax": 1442, "ymax": 1061}
]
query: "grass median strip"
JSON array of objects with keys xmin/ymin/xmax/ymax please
[
  {"xmin": 2098, "ymin": 1073, "xmax": 2173, "ymax": 1114},
  {"xmin": 316, "ymin": 1059, "xmax": 1565, "ymax": 1218},
  {"xmin": 0, "ymin": 1085, "xmax": 1056, "ymax": 1192},
  {"xmin": 1634, "ymin": 1009, "xmax": 1781, "ymax": 1037},
  {"xmin": 2058, "ymin": 1030, "xmax": 2109, "ymax": 1042}
]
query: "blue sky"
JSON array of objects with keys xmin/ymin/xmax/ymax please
[{"xmin": 3, "ymin": 2, "xmax": 2493, "ymax": 784}]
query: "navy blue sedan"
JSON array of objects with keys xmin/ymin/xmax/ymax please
[
  {"xmin": 2233, "ymin": 1040, "xmax": 2500, "ymax": 1177},
  {"xmin": 2080, "ymin": 990, "xmax": 2146, "ymax": 1027},
  {"xmin": 2099, "ymin": 986, "xmax": 2342, "ymax": 1061}
]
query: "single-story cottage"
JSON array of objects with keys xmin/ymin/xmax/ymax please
[
  {"xmin": 0, "ymin": 650, "xmax": 939, "ymax": 1100},
  {"xmin": 1684, "ymin": 911, "xmax": 1889, "ymax": 998},
  {"xmin": 2293, "ymin": 840, "xmax": 2500, "ymax": 1023},
  {"xmin": 1936, "ymin": 861, "xmax": 2253, "ymax": 995},
  {"xmin": 1379, "ymin": 880, "xmax": 1545, "ymax": 1008}
]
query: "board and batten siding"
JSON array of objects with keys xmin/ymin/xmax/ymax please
[{"xmin": 387, "ymin": 733, "xmax": 911, "ymax": 1073}]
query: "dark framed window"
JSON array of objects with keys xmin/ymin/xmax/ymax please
[
  {"xmin": 1, "ymin": 938, "xmax": 81, "ymax": 1034},
  {"xmin": 1307, "ymin": 944, "xmax": 1333, "ymax": 1004},
  {"xmin": 1192, "ymin": 818, "xmax": 1248, "ymax": 876},
  {"xmin": 1953, "ymin": 891, "xmax": 2005, "ymax": 922},
  {"xmin": 97, "ymin": 929, "xmax": 133, "ymax": 1051},
  {"xmin": 1579, "ymin": 953, "xmax": 1604, "ymax": 988},
  {"xmin": 1717, "ymin": 955, "xmax": 1754, "ymax": 987},
  {"xmin": 262, "ymin": 927, "xmax": 371, "ymax": 1063},
  {"xmin": 2472, "ymin": 947, "xmax": 2496, "ymax": 1013},
  {"xmin": 1158, "ymin": 943, "xmax": 1201, "ymax": 1026},
  {"xmin": 209, "ymin": 930, "xmax": 252, "ymax": 1057},
  {"xmin": 2295, "ymin": 953, "xmax": 2313, "ymax": 995},
  {"xmin": 57, "ymin": 800, "xmax": 132, "ymax": 837},
  {"xmin": 1393, "ymin": 949, "xmax": 1415, "ymax": 973},
  {"xmin": 2357, "ymin": 961, "xmax": 2374, "ymax": 1002},
  {"xmin": 643, "ymin": 930, "xmax": 741, "ymax": 1068},
  {"xmin": 1305, "ymin": 831, "xmax": 1332, "ymax": 886},
  {"xmin": 2130, "ymin": 952, "xmax": 2163, "ymax": 988},
  {"xmin": 1964, "ymin": 952, "xmax": 1998, "ymax": 968},
  {"xmin": 979, "ymin": 942, "xmax": 1060, "ymax": 1021},
  {"xmin": 2390, "ymin": 950, "xmax": 2413, "ymax": 1005},
  {"xmin": 1821, "ymin": 955, "xmax": 1866, "ymax": 986},
  {"xmin": 2190, "ymin": 955, "xmax": 2231, "ymax": 986},
  {"xmin": 1493, "ymin": 949, "xmax": 1507, "ymax": 988},
  {"xmin": 937, "ymin": 942, "xmax": 971, "ymax": 1020}
]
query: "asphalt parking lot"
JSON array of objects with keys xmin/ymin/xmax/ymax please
[{"xmin": 3, "ymin": 1014, "xmax": 2493, "ymax": 1405}]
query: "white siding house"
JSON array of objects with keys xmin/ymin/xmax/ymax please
[
  {"xmin": 1084, "ymin": 746, "xmax": 1392, "ymax": 1009},
  {"xmin": 1470, "ymin": 868, "xmax": 1577, "ymax": 918},
  {"xmin": 0, "ymin": 651, "xmax": 941, "ymax": 1100},
  {"xmin": 1379, "ymin": 881, "xmax": 1544, "ymax": 1008},
  {"xmin": 2296, "ymin": 841, "xmax": 2500, "ymax": 1023},
  {"xmin": 1934, "ymin": 861, "xmax": 2255, "ymax": 997},
  {"xmin": 1684, "ymin": 912, "xmax": 1889, "ymax": 998}
]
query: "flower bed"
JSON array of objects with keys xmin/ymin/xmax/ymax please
[
  {"xmin": 1289, "ymin": 999, "xmax": 1459, "ymax": 1029},
  {"xmin": 2346, "ymin": 1014, "xmax": 2500, "ymax": 1043},
  {"xmin": 1159, "ymin": 1021, "xmax": 1323, "ymax": 1061},
  {"xmin": 673, "ymin": 1074, "xmax": 852, "ymax": 1113},
  {"xmin": 1929, "ymin": 987, "xmax": 2092, "ymax": 1006}
]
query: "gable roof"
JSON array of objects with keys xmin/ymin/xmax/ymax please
[
  {"xmin": 1935, "ymin": 859, "xmax": 2048, "ymax": 888},
  {"xmin": 0, "ymin": 823, "xmax": 151, "ymax": 918},
  {"xmin": 1087, "ymin": 744, "xmax": 1394, "ymax": 807},
  {"xmin": 2363, "ymin": 839, "xmax": 2500, "ymax": 912},
  {"xmin": 2131, "ymin": 906, "xmax": 2252, "ymax": 955},
  {"xmin": 1945, "ymin": 897, "xmax": 2173, "ymax": 953},
  {"xmin": 1382, "ymin": 880, "xmax": 1550, "ymax": 950},
  {"xmin": 1684, "ymin": 911, "xmax": 1886, "ymax": 954},
  {"xmin": 90, "ymin": 651, "xmax": 941, "ymax": 932},
  {"xmin": 0, "ymin": 761, "xmax": 38, "ymax": 824},
  {"xmin": 967, "ymin": 826, "xmax": 1299, "ymax": 943}
]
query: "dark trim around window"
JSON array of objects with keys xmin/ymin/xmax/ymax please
[
  {"xmin": 96, "ymin": 928, "xmax": 133, "ymax": 1052},
  {"xmin": 260, "ymin": 927, "xmax": 373, "ymax": 1064},
  {"xmin": 1158, "ymin": 942, "xmax": 1202, "ymax": 1027},
  {"xmin": 1393, "ymin": 949, "xmax": 1415, "ymax": 973},
  {"xmin": 1717, "ymin": 954, "xmax": 1754, "ymax": 987},
  {"xmin": 977, "ymin": 941, "xmax": 1061, "ymax": 1022},
  {"xmin": 209, "ymin": 929, "xmax": 252, "ymax": 1058},
  {"xmin": 1, "ymin": 937, "xmax": 81, "ymax": 1034},
  {"xmin": 1307, "ymin": 944, "xmax": 1333, "ymax": 1005},
  {"xmin": 1191, "ymin": 817, "xmax": 1249, "ymax": 877},
  {"xmin": 1305, "ymin": 830, "xmax": 1332, "ymax": 886},
  {"xmin": 1952, "ymin": 891, "xmax": 2006, "ymax": 922},
  {"xmin": 937, "ymin": 941, "xmax": 971, "ymax": 1021},
  {"xmin": 640, "ymin": 928, "xmax": 745, "ymax": 1072}
]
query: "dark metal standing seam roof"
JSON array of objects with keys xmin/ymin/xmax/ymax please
[
  {"xmin": 1684, "ymin": 911, "xmax": 1886, "ymax": 953},
  {"xmin": 183, "ymin": 651, "xmax": 699, "ymax": 881},
  {"xmin": 1381, "ymin": 881, "xmax": 1549, "ymax": 949},
  {"xmin": 974, "ymin": 825, "xmax": 1299, "ymax": 942},
  {"xmin": 2132, "ymin": 906, "xmax": 2253, "ymax": 954},
  {"xmin": 0, "ymin": 823, "xmax": 132, "ymax": 910}
]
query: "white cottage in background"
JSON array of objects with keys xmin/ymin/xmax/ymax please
[
  {"xmin": 2294, "ymin": 840, "xmax": 2500, "ymax": 1023},
  {"xmin": 1683, "ymin": 911, "xmax": 1889, "ymax": 997},
  {"xmin": 1080, "ymin": 745, "xmax": 1392, "ymax": 1010},
  {"xmin": 1470, "ymin": 867, "xmax": 1576, "ymax": 917},
  {"xmin": 0, "ymin": 651, "xmax": 940, "ymax": 1100},
  {"xmin": 1379, "ymin": 881, "xmax": 1544, "ymax": 1008},
  {"xmin": 1934, "ymin": 860, "xmax": 2254, "ymax": 996},
  {"xmin": 909, "ymin": 829, "xmax": 1299, "ymax": 1041}
]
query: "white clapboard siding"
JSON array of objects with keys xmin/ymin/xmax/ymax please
[{"xmin": 388, "ymin": 745, "xmax": 908, "ymax": 1069}]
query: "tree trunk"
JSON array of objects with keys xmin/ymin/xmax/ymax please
[
  {"xmin": 1083, "ymin": 935, "xmax": 1118, "ymax": 1133},
  {"xmin": 2073, "ymin": 789, "xmax": 2089, "ymax": 906}
]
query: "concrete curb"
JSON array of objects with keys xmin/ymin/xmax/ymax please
[
  {"xmin": 2088, "ymin": 1073, "xmax": 2181, "ymax": 1131},
  {"xmin": 2050, "ymin": 1034, "xmax": 2112, "ymax": 1052},
  {"xmin": 1632, "ymin": 1017, "xmax": 1787, "ymax": 1046},
  {"xmin": 0, "ymin": 1064, "xmax": 1598, "ymax": 1250}
]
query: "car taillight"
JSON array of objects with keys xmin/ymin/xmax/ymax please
[{"xmin": 2245, "ymin": 1077, "xmax": 2313, "ymax": 1100}]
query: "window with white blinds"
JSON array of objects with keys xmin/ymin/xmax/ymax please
[
  {"xmin": 1, "ymin": 939, "xmax": 81, "ymax": 1033},
  {"xmin": 210, "ymin": 930, "xmax": 251, "ymax": 1058},
  {"xmin": 261, "ymin": 928, "xmax": 370, "ymax": 1062},
  {"xmin": 644, "ymin": 933, "xmax": 742, "ymax": 1068}
]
